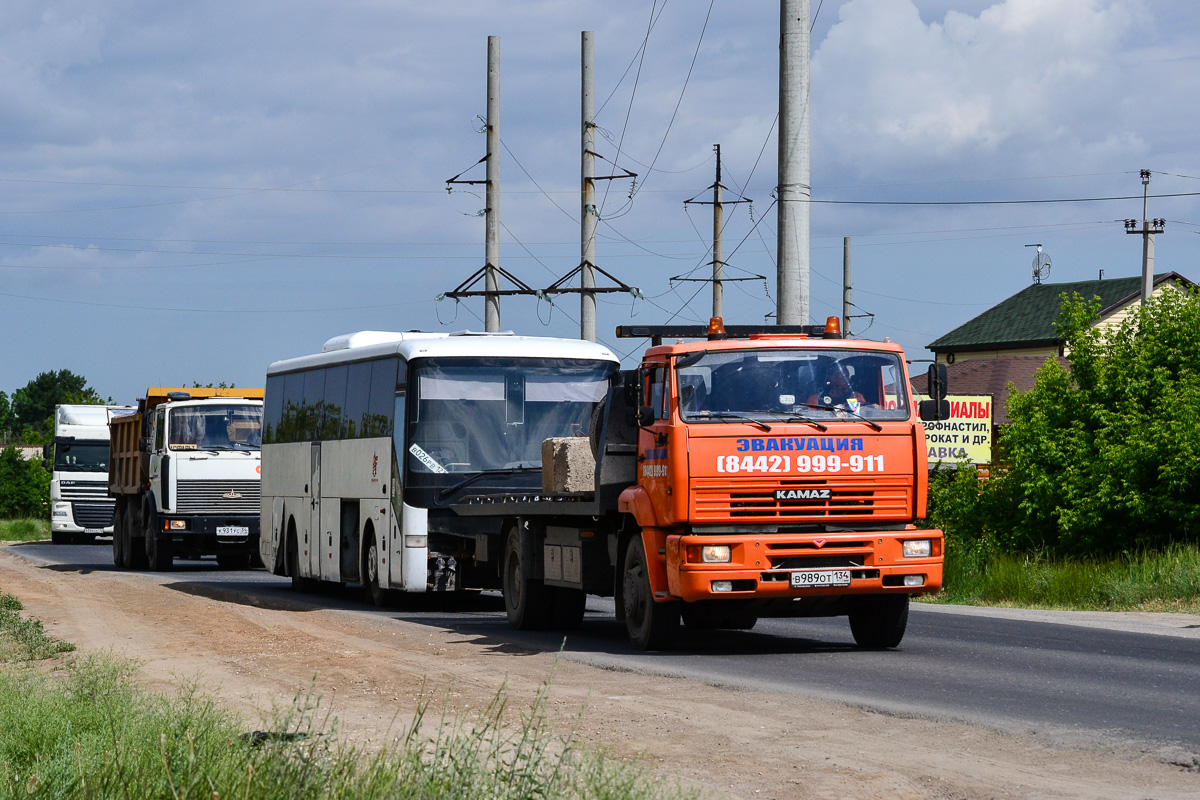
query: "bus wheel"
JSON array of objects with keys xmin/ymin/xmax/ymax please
[
  {"xmin": 550, "ymin": 587, "xmax": 586, "ymax": 630},
  {"xmin": 848, "ymin": 594, "xmax": 909, "ymax": 649},
  {"xmin": 287, "ymin": 528, "xmax": 315, "ymax": 593},
  {"xmin": 362, "ymin": 530, "xmax": 396, "ymax": 607},
  {"xmin": 622, "ymin": 536, "xmax": 679, "ymax": 650},
  {"xmin": 502, "ymin": 530, "xmax": 551, "ymax": 630},
  {"xmin": 112, "ymin": 506, "xmax": 126, "ymax": 567}
]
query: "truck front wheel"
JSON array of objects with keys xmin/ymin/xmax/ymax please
[
  {"xmin": 146, "ymin": 529, "xmax": 173, "ymax": 571},
  {"xmin": 848, "ymin": 594, "xmax": 910, "ymax": 649},
  {"xmin": 502, "ymin": 530, "xmax": 552, "ymax": 630},
  {"xmin": 622, "ymin": 536, "xmax": 679, "ymax": 650}
]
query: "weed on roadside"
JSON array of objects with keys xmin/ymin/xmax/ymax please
[
  {"xmin": 0, "ymin": 591, "xmax": 75, "ymax": 662},
  {"xmin": 0, "ymin": 518, "xmax": 49, "ymax": 543}
]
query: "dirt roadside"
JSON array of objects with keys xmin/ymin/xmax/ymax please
[{"xmin": 1, "ymin": 544, "xmax": 1196, "ymax": 800}]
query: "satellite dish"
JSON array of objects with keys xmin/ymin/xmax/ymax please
[{"xmin": 1027, "ymin": 243, "xmax": 1051, "ymax": 284}]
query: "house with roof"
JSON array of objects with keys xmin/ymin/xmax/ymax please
[{"xmin": 914, "ymin": 271, "xmax": 1196, "ymax": 424}]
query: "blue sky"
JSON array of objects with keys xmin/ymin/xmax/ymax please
[{"xmin": 3, "ymin": 0, "xmax": 1198, "ymax": 402}]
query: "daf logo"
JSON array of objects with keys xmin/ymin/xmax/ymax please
[
  {"xmin": 775, "ymin": 488, "xmax": 832, "ymax": 501},
  {"xmin": 223, "ymin": 491, "xmax": 243, "ymax": 499}
]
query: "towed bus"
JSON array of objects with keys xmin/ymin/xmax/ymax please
[{"xmin": 259, "ymin": 330, "xmax": 619, "ymax": 603}]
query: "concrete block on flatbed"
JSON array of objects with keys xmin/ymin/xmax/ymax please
[{"xmin": 541, "ymin": 437, "xmax": 595, "ymax": 493}]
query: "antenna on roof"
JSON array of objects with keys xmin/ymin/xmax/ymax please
[{"xmin": 1026, "ymin": 243, "xmax": 1051, "ymax": 284}]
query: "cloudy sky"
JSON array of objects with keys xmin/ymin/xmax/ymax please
[{"xmin": 3, "ymin": 0, "xmax": 1198, "ymax": 402}]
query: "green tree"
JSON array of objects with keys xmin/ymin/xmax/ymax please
[
  {"xmin": 0, "ymin": 447, "xmax": 50, "ymax": 518},
  {"xmin": 10, "ymin": 370, "xmax": 105, "ymax": 437},
  {"xmin": 0, "ymin": 392, "xmax": 13, "ymax": 438},
  {"xmin": 988, "ymin": 287, "xmax": 1200, "ymax": 555}
]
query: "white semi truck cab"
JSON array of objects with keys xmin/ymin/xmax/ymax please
[{"xmin": 48, "ymin": 404, "xmax": 132, "ymax": 544}]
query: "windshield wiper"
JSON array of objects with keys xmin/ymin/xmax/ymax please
[
  {"xmin": 742, "ymin": 410, "xmax": 828, "ymax": 432},
  {"xmin": 803, "ymin": 404, "xmax": 883, "ymax": 431},
  {"xmin": 692, "ymin": 411, "xmax": 772, "ymax": 432},
  {"xmin": 437, "ymin": 466, "xmax": 541, "ymax": 501}
]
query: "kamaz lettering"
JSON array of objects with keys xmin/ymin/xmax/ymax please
[
  {"xmin": 735, "ymin": 437, "xmax": 864, "ymax": 452},
  {"xmin": 775, "ymin": 488, "xmax": 832, "ymax": 500}
]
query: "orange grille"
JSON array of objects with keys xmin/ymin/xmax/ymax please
[{"xmin": 691, "ymin": 476, "xmax": 911, "ymax": 522}]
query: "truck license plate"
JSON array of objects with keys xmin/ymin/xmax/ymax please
[
  {"xmin": 791, "ymin": 569, "xmax": 851, "ymax": 588},
  {"xmin": 216, "ymin": 526, "xmax": 249, "ymax": 538}
]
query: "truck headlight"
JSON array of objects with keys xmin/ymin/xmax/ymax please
[
  {"xmin": 167, "ymin": 519, "xmax": 188, "ymax": 530},
  {"xmin": 902, "ymin": 539, "xmax": 931, "ymax": 558},
  {"xmin": 701, "ymin": 545, "xmax": 731, "ymax": 563}
]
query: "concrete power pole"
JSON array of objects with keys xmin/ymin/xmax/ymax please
[
  {"xmin": 580, "ymin": 31, "xmax": 597, "ymax": 342},
  {"xmin": 1124, "ymin": 169, "xmax": 1165, "ymax": 306},
  {"xmin": 842, "ymin": 237, "xmax": 851, "ymax": 336},
  {"xmin": 777, "ymin": 0, "xmax": 811, "ymax": 325},
  {"xmin": 484, "ymin": 36, "xmax": 501, "ymax": 331}
]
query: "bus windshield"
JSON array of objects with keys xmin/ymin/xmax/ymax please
[
  {"xmin": 168, "ymin": 405, "xmax": 263, "ymax": 451},
  {"xmin": 405, "ymin": 358, "xmax": 616, "ymax": 479},
  {"xmin": 676, "ymin": 348, "xmax": 910, "ymax": 422},
  {"xmin": 53, "ymin": 441, "xmax": 109, "ymax": 472}
]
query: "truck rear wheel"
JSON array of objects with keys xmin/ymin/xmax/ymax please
[
  {"xmin": 848, "ymin": 594, "xmax": 909, "ymax": 649},
  {"xmin": 112, "ymin": 506, "xmax": 126, "ymax": 567},
  {"xmin": 126, "ymin": 507, "xmax": 148, "ymax": 570},
  {"xmin": 502, "ymin": 530, "xmax": 552, "ymax": 630},
  {"xmin": 622, "ymin": 536, "xmax": 679, "ymax": 650}
]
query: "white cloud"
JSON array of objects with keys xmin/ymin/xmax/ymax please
[{"xmin": 813, "ymin": 0, "xmax": 1145, "ymax": 176}]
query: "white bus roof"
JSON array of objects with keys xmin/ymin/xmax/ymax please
[{"xmin": 267, "ymin": 331, "xmax": 619, "ymax": 376}]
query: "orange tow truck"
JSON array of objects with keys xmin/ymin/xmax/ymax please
[{"xmin": 451, "ymin": 318, "xmax": 948, "ymax": 650}]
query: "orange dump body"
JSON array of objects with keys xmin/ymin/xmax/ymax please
[{"xmin": 617, "ymin": 336, "xmax": 944, "ymax": 605}]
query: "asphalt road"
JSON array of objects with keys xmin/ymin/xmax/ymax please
[{"xmin": 11, "ymin": 539, "xmax": 1200, "ymax": 760}]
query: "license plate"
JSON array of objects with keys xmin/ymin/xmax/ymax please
[
  {"xmin": 216, "ymin": 526, "xmax": 249, "ymax": 537},
  {"xmin": 791, "ymin": 569, "xmax": 852, "ymax": 588},
  {"xmin": 84, "ymin": 529, "xmax": 103, "ymax": 535}
]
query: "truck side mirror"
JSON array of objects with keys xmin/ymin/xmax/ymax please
[
  {"xmin": 638, "ymin": 406, "xmax": 656, "ymax": 428},
  {"xmin": 919, "ymin": 363, "xmax": 950, "ymax": 421},
  {"xmin": 927, "ymin": 363, "xmax": 948, "ymax": 401},
  {"xmin": 42, "ymin": 459, "xmax": 51, "ymax": 470},
  {"xmin": 139, "ymin": 437, "xmax": 151, "ymax": 453},
  {"xmin": 42, "ymin": 444, "xmax": 51, "ymax": 459}
]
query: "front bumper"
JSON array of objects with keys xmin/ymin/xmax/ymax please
[
  {"xmin": 664, "ymin": 528, "xmax": 943, "ymax": 602},
  {"xmin": 156, "ymin": 514, "xmax": 261, "ymax": 555}
]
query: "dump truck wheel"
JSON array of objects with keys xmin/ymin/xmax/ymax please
[{"xmin": 112, "ymin": 505, "xmax": 126, "ymax": 567}]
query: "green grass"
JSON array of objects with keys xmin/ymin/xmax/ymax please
[
  {"xmin": 0, "ymin": 518, "xmax": 49, "ymax": 542},
  {"xmin": 0, "ymin": 592, "xmax": 75, "ymax": 661},
  {"xmin": 0, "ymin": 600, "xmax": 700, "ymax": 800},
  {"xmin": 927, "ymin": 542, "xmax": 1200, "ymax": 612}
]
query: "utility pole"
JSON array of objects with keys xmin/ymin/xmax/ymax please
[
  {"xmin": 842, "ymin": 237, "xmax": 851, "ymax": 336},
  {"xmin": 1124, "ymin": 169, "xmax": 1165, "ymax": 305},
  {"xmin": 484, "ymin": 36, "xmax": 501, "ymax": 331},
  {"xmin": 712, "ymin": 144, "xmax": 725, "ymax": 318},
  {"xmin": 777, "ymin": 0, "xmax": 811, "ymax": 325},
  {"xmin": 581, "ymin": 30, "xmax": 597, "ymax": 342}
]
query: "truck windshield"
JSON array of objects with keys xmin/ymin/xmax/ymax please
[
  {"xmin": 676, "ymin": 348, "xmax": 910, "ymax": 422},
  {"xmin": 405, "ymin": 358, "xmax": 616, "ymax": 480},
  {"xmin": 53, "ymin": 441, "xmax": 109, "ymax": 472},
  {"xmin": 168, "ymin": 405, "xmax": 263, "ymax": 450}
]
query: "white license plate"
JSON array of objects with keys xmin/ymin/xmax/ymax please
[
  {"xmin": 84, "ymin": 529, "xmax": 103, "ymax": 535},
  {"xmin": 791, "ymin": 569, "xmax": 852, "ymax": 588},
  {"xmin": 216, "ymin": 526, "xmax": 249, "ymax": 537}
]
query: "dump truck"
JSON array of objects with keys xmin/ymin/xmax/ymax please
[
  {"xmin": 108, "ymin": 387, "xmax": 264, "ymax": 570},
  {"xmin": 449, "ymin": 318, "xmax": 948, "ymax": 650},
  {"xmin": 47, "ymin": 404, "xmax": 132, "ymax": 544}
]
